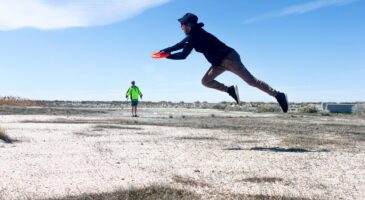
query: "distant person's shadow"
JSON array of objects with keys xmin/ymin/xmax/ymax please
[{"xmin": 224, "ymin": 146, "xmax": 330, "ymax": 153}]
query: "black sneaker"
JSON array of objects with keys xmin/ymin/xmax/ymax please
[
  {"xmin": 275, "ymin": 92, "xmax": 288, "ymax": 113},
  {"xmin": 227, "ymin": 85, "xmax": 240, "ymax": 104}
]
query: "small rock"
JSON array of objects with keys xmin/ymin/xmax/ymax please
[{"xmin": 194, "ymin": 169, "xmax": 200, "ymax": 173}]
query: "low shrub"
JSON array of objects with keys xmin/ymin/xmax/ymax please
[
  {"xmin": 0, "ymin": 127, "xmax": 12, "ymax": 143},
  {"xmin": 0, "ymin": 96, "xmax": 41, "ymax": 106},
  {"xmin": 212, "ymin": 103, "xmax": 227, "ymax": 110},
  {"xmin": 225, "ymin": 105, "xmax": 247, "ymax": 111},
  {"xmin": 300, "ymin": 105, "xmax": 319, "ymax": 113},
  {"xmin": 352, "ymin": 103, "xmax": 365, "ymax": 117},
  {"xmin": 256, "ymin": 104, "xmax": 281, "ymax": 113}
]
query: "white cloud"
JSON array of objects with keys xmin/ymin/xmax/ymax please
[
  {"xmin": 243, "ymin": 0, "xmax": 358, "ymax": 24},
  {"xmin": 0, "ymin": 0, "xmax": 170, "ymax": 30}
]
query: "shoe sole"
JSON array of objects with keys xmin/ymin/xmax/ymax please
[{"xmin": 234, "ymin": 85, "xmax": 240, "ymax": 104}]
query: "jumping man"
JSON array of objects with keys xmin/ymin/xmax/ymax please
[
  {"xmin": 126, "ymin": 81, "xmax": 143, "ymax": 117},
  {"xmin": 159, "ymin": 13, "xmax": 288, "ymax": 112}
]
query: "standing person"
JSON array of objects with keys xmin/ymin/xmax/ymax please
[
  {"xmin": 159, "ymin": 13, "xmax": 288, "ymax": 112},
  {"xmin": 125, "ymin": 81, "xmax": 143, "ymax": 117}
]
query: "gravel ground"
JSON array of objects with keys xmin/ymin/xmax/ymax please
[{"xmin": 0, "ymin": 107, "xmax": 364, "ymax": 200}]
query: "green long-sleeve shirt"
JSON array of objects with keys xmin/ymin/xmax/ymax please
[{"xmin": 126, "ymin": 86, "xmax": 142, "ymax": 100}]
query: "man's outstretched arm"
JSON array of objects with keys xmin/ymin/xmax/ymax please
[
  {"xmin": 160, "ymin": 36, "xmax": 191, "ymax": 53},
  {"xmin": 166, "ymin": 44, "xmax": 193, "ymax": 60}
]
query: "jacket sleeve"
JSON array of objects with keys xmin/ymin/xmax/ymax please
[
  {"xmin": 160, "ymin": 36, "xmax": 191, "ymax": 53},
  {"xmin": 126, "ymin": 88, "xmax": 131, "ymax": 96},
  {"xmin": 166, "ymin": 43, "xmax": 193, "ymax": 60},
  {"xmin": 164, "ymin": 36, "xmax": 193, "ymax": 60},
  {"xmin": 137, "ymin": 87, "xmax": 142, "ymax": 96}
]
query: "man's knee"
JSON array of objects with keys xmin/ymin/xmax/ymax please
[{"xmin": 201, "ymin": 77, "xmax": 211, "ymax": 87}]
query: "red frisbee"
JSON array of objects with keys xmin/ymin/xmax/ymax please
[{"xmin": 152, "ymin": 52, "xmax": 171, "ymax": 58}]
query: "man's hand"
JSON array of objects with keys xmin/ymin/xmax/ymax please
[
  {"xmin": 125, "ymin": 95, "xmax": 128, "ymax": 99},
  {"xmin": 140, "ymin": 95, "xmax": 143, "ymax": 99}
]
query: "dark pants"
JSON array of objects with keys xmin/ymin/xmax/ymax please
[{"xmin": 201, "ymin": 50, "xmax": 278, "ymax": 97}]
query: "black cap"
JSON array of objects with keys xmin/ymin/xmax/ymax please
[
  {"xmin": 178, "ymin": 13, "xmax": 198, "ymax": 26},
  {"xmin": 131, "ymin": 81, "xmax": 135, "ymax": 85}
]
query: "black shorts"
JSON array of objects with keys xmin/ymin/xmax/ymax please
[{"xmin": 131, "ymin": 100, "xmax": 138, "ymax": 106}]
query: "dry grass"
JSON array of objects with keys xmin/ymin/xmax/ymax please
[
  {"xmin": 235, "ymin": 139, "xmax": 261, "ymax": 144},
  {"xmin": 225, "ymin": 105, "xmax": 248, "ymax": 112},
  {"xmin": 212, "ymin": 102, "xmax": 249, "ymax": 112},
  {"xmin": 352, "ymin": 103, "xmax": 365, "ymax": 117},
  {"xmin": 93, "ymin": 142, "xmax": 113, "ymax": 155},
  {"xmin": 93, "ymin": 125, "xmax": 142, "ymax": 130},
  {"xmin": 175, "ymin": 136, "xmax": 219, "ymax": 141},
  {"xmin": 280, "ymin": 135, "xmax": 352, "ymax": 149},
  {"xmin": 44, "ymin": 185, "xmax": 200, "ymax": 200},
  {"xmin": 92, "ymin": 128, "xmax": 105, "ymax": 132},
  {"xmin": 256, "ymin": 104, "xmax": 281, "ymax": 113},
  {"xmin": 226, "ymin": 194, "xmax": 312, "ymax": 200},
  {"xmin": 42, "ymin": 185, "xmax": 314, "ymax": 200},
  {"xmin": 134, "ymin": 132, "xmax": 158, "ymax": 136},
  {"xmin": 240, "ymin": 177, "xmax": 284, "ymax": 183},
  {"xmin": 172, "ymin": 175, "xmax": 209, "ymax": 187},
  {"xmin": 73, "ymin": 131, "xmax": 103, "ymax": 137},
  {"xmin": 0, "ymin": 96, "xmax": 42, "ymax": 106},
  {"xmin": 299, "ymin": 105, "xmax": 319, "ymax": 113},
  {"xmin": 0, "ymin": 127, "xmax": 13, "ymax": 143},
  {"xmin": 212, "ymin": 103, "xmax": 227, "ymax": 110}
]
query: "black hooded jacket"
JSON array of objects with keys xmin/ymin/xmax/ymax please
[{"xmin": 161, "ymin": 24, "xmax": 234, "ymax": 66}]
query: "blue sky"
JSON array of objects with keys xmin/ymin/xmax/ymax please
[{"xmin": 0, "ymin": 0, "xmax": 364, "ymax": 102}]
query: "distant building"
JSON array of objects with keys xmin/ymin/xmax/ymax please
[{"xmin": 322, "ymin": 103, "xmax": 356, "ymax": 113}]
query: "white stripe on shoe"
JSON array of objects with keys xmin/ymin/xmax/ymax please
[{"xmin": 234, "ymin": 85, "xmax": 240, "ymax": 104}]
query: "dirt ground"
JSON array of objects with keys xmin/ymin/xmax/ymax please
[{"xmin": 0, "ymin": 105, "xmax": 364, "ymax": 200}]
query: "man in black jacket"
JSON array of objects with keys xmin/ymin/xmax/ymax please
[{"xmin": 160, "ymin": 13, "xmax": 288, "ymax": 112}]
